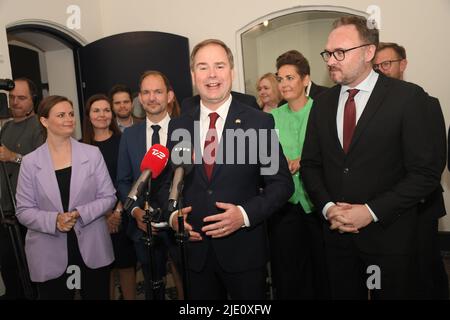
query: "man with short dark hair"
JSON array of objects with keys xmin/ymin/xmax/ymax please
[
  {"xmin": 116, "ymin": 71, "xmax": 175, "ymax": 300},
  {"xmin": 0, "ymin": 77, "xmax": 44, "ymax": 299},
  {"xmin": 109, "ymin": 84, "xmax": 140, "ymax": 132},
  {"xmin": 373, "ymin": 42, "xmax": 407, "ymax": 80},
  {"xmin": 301, "ymin": 16, "xmax": 440, "ymax": 299}
]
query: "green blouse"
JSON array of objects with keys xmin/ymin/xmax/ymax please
[{"xmin": 270, "ymin": 98, "xmax": 314, "ymax": 213}]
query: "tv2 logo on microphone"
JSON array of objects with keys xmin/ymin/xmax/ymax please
[{"xmin": 152, "ymin": 149, "xmax": 167, "ymax": 160}]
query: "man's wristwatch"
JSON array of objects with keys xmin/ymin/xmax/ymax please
[{"xmin": 14, "ymin": 153, "xmax": 23, "ymax": 164}]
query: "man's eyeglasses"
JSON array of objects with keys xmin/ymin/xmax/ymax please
[
  {"xmin": 373, "ymin": 59, "xmax": 403, "ymax": 71},
  {"xmin": 320, "ymin": 44, "xmax": 372, "ymax": 62}
]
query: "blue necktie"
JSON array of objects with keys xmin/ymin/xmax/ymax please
[{"xmin": 151, "ymin": 125, "xmax": 161, "ymax": 146}]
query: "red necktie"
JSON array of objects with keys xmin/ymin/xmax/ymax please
[
  {"xmin": 203, "ymin": 112, "xmax": 219, "ymax": 180},
  {"xmin": 343, "ymin": 89, "xmax": 359, "ymax": 153}
]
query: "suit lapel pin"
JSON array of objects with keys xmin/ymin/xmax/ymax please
[{"xmin": 235, "ymin": 119, "xmax": 241, "ymax": 124}]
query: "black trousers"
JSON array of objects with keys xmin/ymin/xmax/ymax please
[
  {"xmin": 416, "ymin": 216, "xmax": 449, "ymax": 299},
  {"xmin": 325, "ymin": 239, "xmax": 417, "ymax": 300},
  {"xmin": 36, "ymin": 264, "xmax": 110, "ymax": 300},
  {"xmin": 268, "ymin": 202, "xmax": 313, "ymax": 299},
  {"xmin": 36, "ymin": 230, "xmax": 110, "ymax": 300},
  {"xmin": 188, "ymin": 246, "xmax": 267, "ymax": 300},
  {"xmin": 303, "ymin": 212, "xmax": 331, "ymax": 299}
]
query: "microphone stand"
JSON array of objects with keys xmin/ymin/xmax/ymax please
[
  {"xmin": 141, "ymin": 179, "xmax": 164, "ymax": 300},
  {"xmin": 0, "ymin": 161, "xmax": 36, "ymax": 300},
  {"xmin": 174, "ymin": 181, "xmax": 189, "ymax": 300}
]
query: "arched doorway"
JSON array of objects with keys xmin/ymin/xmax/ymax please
[
  {"xmin": 236, "ymin": 6, "xmax": 368, "ymax": 95},
  {"xmin": 6, "ymin": 22, "xmax": 193, "ymax": 140},
  {"xmin": 6, "ymin": 21, "xmax": 85, "ymax": 138}
]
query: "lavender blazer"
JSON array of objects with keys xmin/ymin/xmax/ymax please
[{"xmin": 15, "ymin": 138, "xmax": 116, "ymax": 282}]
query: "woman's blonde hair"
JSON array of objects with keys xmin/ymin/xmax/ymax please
[{"xmin": 256, "ymin": 72, "xmax": 282, "ymax": 108}]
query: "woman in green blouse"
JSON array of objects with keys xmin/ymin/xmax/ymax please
[{"xmin": 268, "ymin": 50, "xmax": 329, "ymax": 299}]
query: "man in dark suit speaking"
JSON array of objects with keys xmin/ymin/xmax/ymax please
[
  {"xmin": 163, "ymin": 39, "xmax": 293, "ymax": 299},
  {"xmin": 301, "ymin": 16, "xmax": 440, "ymax": 299}
]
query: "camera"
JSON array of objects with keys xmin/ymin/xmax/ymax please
[{"xmin": 0, "ymin": 79, "xmax": 15, "ymax": 91}]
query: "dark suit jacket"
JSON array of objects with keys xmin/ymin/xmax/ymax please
[
  {"xmin": 301, "ymin": 74, "xmax": 440, "ymax": 255},
  {"xmin": 309, "ymin": 82, "xmax": 328, "ymax": 99},
  {"xmin": 163, "ymin": 99, "xmax": 293, "ymax": 273},
  {"xmin": 181, "ymin": 91, "xmax": 259, "ymax": 115},
  {"xmin": 116, "ymin": 121, "xmax": 169, "ymax": 262},
  {"xmin": 419, "ymin": 96, "xmax": 447, "ymax": 219}
]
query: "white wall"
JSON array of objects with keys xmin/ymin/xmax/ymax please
[
  {"xmin": 45, "ymin": 49, "xmax": 82, "ymax": 139},
  {"xmin": 248, "ymin": 18, "xmax": 336, "ymax": 96},
  {"xmin": 0, "ymin": 0, "xmax": 102, "ymax": 77},
  {"xmin": 242, "ymin": 35, "xmax": 258, "ymax": 95},
  {"xmin": 1, "ymin": 0, "xmax": 450, "ymax": 229}
]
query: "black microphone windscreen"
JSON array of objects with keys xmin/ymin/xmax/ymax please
[
  {"xmin": 171, "ymin": 141, "xmax": 193, "ymax": 172},
  {"xmin": 0, "ymin": 79, "xmax": 15, "ymax": 91}
]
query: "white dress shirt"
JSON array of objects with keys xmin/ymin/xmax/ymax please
[
  {"xmin": 336, "ymin": 70, "xmax": 379, "ymax": 148},
  {"xmin": 198, "ymin": 95, "xmax": 231, "ymax": 156},
  {"xmin": 146, "ymin": 112, "xmax": 171, "ymax": 150},
  {"xmin": 323, "ymin": 70, "xmax": 379, "ymax": 222}
]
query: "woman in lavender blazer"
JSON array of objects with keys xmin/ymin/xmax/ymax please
[{"xmin": 15, "ymin": 95, "xmax": 116, "ymax": 300}]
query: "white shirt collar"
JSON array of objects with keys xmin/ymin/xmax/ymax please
[
  {"xmin": 146, "ymin": 112, "xmax": 171, "ymax": 130},
  {"xmin": 200, "ymin": 94, "xmax": 232, "ymax": 123},
  {"xmin": 340, "ymin": 69, "xmax": 379, "ymax": 95}
]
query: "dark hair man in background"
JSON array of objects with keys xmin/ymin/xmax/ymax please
[
  {"xmin": 374, "ymin": 42, "xmax": 448, "ymax": 300},
  {"xmin": 109, "ymin": 84, "xmax": 141, "ymax": 132}
]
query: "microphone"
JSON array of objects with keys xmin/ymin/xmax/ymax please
[
  {"xmin": 0, "ymin": 79, "xmax": 15, "ymax": 91},
  {"xmin": 123, "ymin": 144, "xmax": 169, "ymax": 211},
  {"xmin": 168, "ymin": 142, "xmax": 194, "ymax": 212}
]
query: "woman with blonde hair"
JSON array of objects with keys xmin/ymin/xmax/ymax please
[{"xmin": 256, "ymin": 72, "xmax": 282, "ymax": 112}]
